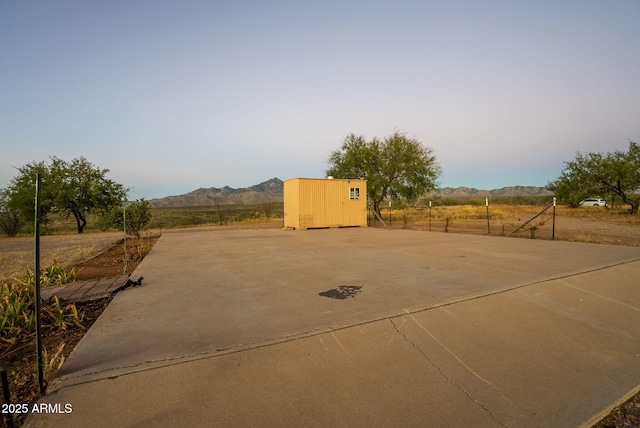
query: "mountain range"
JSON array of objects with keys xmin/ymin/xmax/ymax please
[
  {"xmin": 433, "ymin": 186, "xmax": 553, "ymax": 198},
  {"xmin": 149, "ymin": 178, "xmax": 284, "ymax": 207},
  {"xmin": 148, "ymin": 178, "xmax": 552, "ymax": 207}
]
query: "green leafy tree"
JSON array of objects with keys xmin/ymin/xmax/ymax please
[
  {"xmin": 7, "ymin": 157, "xmax": 126, "ymax": 233},
  {"xmin": 6, "ymin": 160, "xmax": 51, "ymax": 231},
  {"xmin": 0, "ymin": 188, "xmax": 21, "ymax": 237},
  {"xmin": 105, "ymin": 199, "xmax": 152, "ymax": 238},
  {"xmin": 548, "ymin": 142, "xmax": 640, "ymax": 214},
  {"xmin": 327, "ymin": 131, "xmax": 442, "ymax": 217}
]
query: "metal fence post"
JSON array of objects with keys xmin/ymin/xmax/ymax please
[
  {"xmin": 552, "ymin": 197, "xmax": 556, "ymax": 240},
  {"xmin": 486, "ymin": 197, "xmax": 490, "ymax": 235},
  {"xmin": 34, "ymin": 174, "xmax": 44, "ymax": 394}
]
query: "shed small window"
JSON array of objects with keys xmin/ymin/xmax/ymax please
[{"xmin": 349, "ymin": 187, "xmax": 360, "ymax": 200}]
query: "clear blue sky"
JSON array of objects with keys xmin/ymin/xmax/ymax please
[{"xmin": 2, "ymin": 1, "xmax": 639, "ymax": 200}]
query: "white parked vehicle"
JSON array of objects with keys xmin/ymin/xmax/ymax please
[{"xmin": 580, "ymin": 198, "xmax": 607, "ymax": 207}]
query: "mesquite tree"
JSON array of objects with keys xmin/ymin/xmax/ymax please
[
  {"xmin": 7, "ymin": 157, "xmax": 126, "ymax": 233},
  {"xmin": 327, "ymin": 131, "xmax": 442, "ymax": 217},
  {"xmin": 548, "ymin": 142, "xmax": 640, "ymax": 214}
]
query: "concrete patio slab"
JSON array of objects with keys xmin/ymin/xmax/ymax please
[{"xmin": 25, "ymin": 228, "xmax": 640, "ymax": 427}]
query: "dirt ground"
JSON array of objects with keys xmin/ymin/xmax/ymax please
[
  {"xmin": 1, "ymin": 219, "xmax": 639, "ymax": 427},
  {"xmin": 0, "ymin": 231, "xmax": 126, "ymax": 284}
]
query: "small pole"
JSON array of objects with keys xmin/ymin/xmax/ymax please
[
  {"xmin": 123, "ymin": 199, "xmax": 128, "ymax": 275},
  {"xmin": 486, "ymin": 197, "xmax": 491, "ymax": 235},
  {"xmin": 34, "ymin": 174, "xmax": 44, "ymax": 394},
  {"xmin": 429, "ymin": 200, "xmax": 432, "ymax": 231},
  {"xmin": 552, "ymin": 197, "xmax": 556, "ymax": 240},
  {"xmin": 388, "ymin": 201, "xmax": 392, "ymax": 228}
]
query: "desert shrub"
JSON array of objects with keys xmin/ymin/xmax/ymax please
[
  {"xmin": 1, "ymin": 263, "xmax": 81, "ymax": 342},
  {"xmin": 0, "ymin": 281, "xmax": 36, "ymax": 342},
  {"xmin": 101, "ymin": 199, "xmax": 152, "ymax": 238},
  {"xmin": 22, "ymin": 261, "xmax": 76, "ymax": 287},
  {"xmin": 123, "ymin": 199, "xmax": 151, "ymax": 238},
  {"xmin": 44, "ymin": 296, "xmax": 84, "ymax": 331},
  {"xmin": 148, "ymin": 204, "xmax": 284, "ymax": 229}
]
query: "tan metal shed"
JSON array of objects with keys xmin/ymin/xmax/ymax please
[{"xmin": 284, "ymin": 178, "xmax": 367, "ymax": 229}]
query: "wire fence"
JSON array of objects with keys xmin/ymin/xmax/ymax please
[{"xmin": 369, "ymin": 205, "xmax": 640, "ymax": 246}]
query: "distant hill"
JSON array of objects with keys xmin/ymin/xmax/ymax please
[
  {"xmin": 149, "ymin": 178, "xmax": 552, "ymax": 207},
  {"xmin": 434, "ymin": 186, "xmax": 553, "ymax": 198},
  {"xmin": 149, "ymin": 178, "xmax": 284, "ymax": 207}
]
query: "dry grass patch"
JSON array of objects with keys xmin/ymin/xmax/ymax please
[
  {"xmin": 385, "ymin": 204, "xmax": 639, "ymax": 246},
  {"xmin": 0, "ymin": 231, "xmax": 123, "ymax": 283}
]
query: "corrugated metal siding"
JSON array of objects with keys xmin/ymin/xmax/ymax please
[
  {"xmin": 284, "ymin": 178, "xmax": 367, "ymax": 229},
  {"xmin": 283, "ymin": 179, "xmax": 300, "ymax": 228},
  {"xmin": 302, "ymin": 179, "xmax": 342, "ymax": 227}
]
